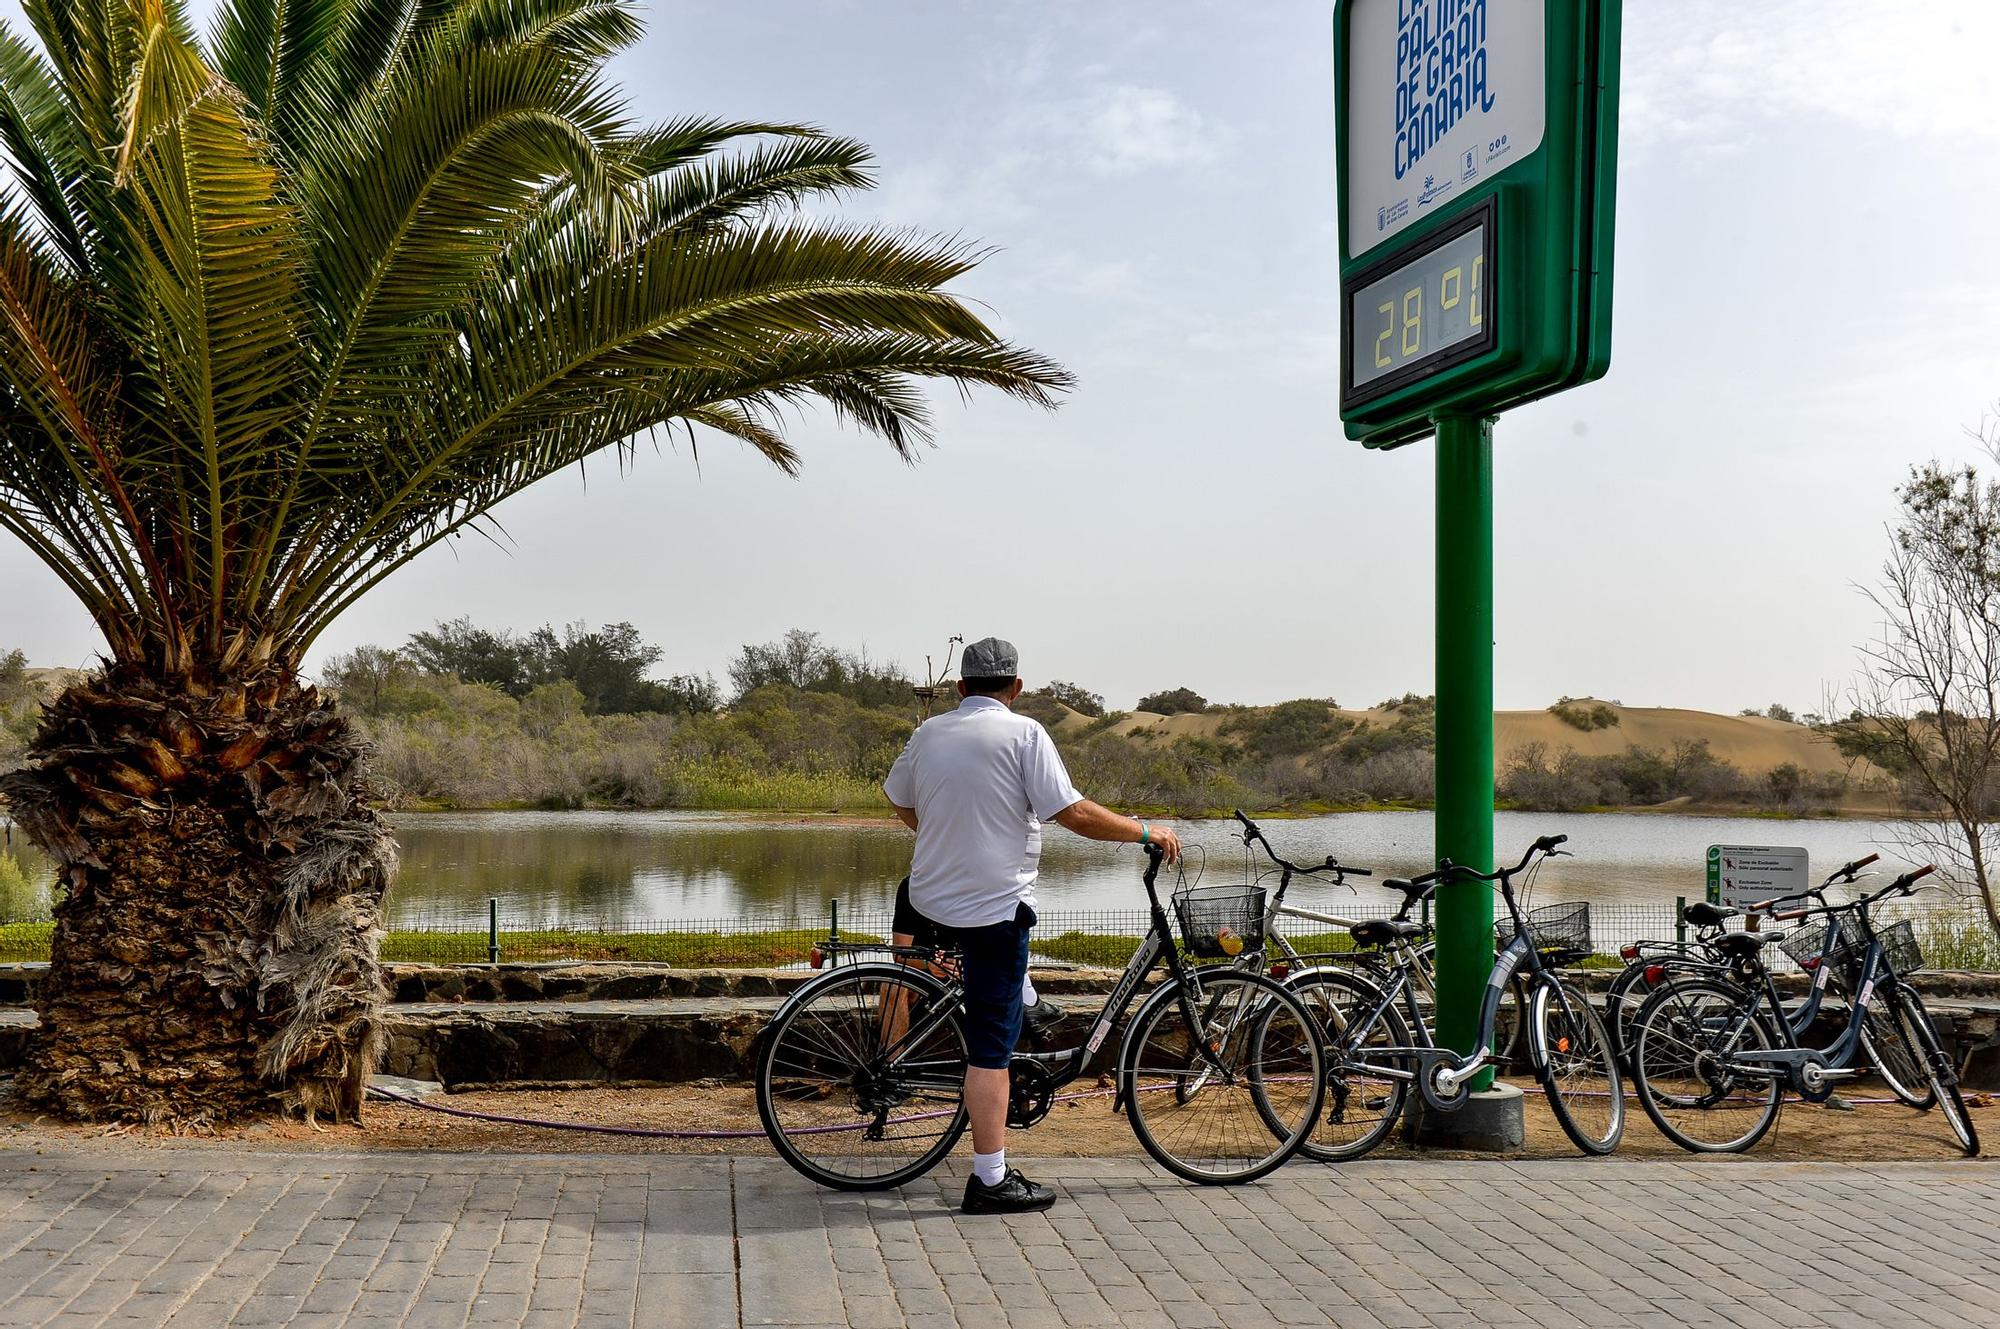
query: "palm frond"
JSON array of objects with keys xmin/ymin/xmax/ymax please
[{"xmin": 0, "ymin": 0, "xmax": 1071, "ymax": 672}]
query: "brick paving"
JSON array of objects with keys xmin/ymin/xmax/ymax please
[{"xmin": 0, "ymin": 1149, "xmax": 1997, "ymax": 1327}]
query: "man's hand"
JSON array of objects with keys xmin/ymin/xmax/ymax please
[{"xmin": 1051, "ymin": 799, "xmax": 1180, "ymax": 864}]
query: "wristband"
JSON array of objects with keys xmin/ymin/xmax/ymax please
[{"xmin": 1138, "ymin": 822, "xmax": 1150, "ymax": 845}]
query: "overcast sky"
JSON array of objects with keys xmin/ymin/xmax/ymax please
[{"xmin": 3, "ymin": 0, "xmax": 1999, "ymax": 713}]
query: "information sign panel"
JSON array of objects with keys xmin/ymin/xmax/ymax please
[{"xmin": 1706, "ymin": 845, "xmax": 1810, "ymax": 911}]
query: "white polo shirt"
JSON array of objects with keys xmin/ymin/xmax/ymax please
[{"xmin": 883, "ymin": 695, "xmax": 1085, "ymax": 928}]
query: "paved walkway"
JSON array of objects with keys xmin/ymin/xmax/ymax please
[{"xmin": 0, "ymin": 1149, "xmax": 1996, "ymax": 1328}]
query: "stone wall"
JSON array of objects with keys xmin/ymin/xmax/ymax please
[{"xmin": 4, "ymin": 961, "xmax": 2000, "ymax": 1092}]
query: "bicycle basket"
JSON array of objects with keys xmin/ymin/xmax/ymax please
[
  {"xmin": 1817, "ymin": 917, "xmax": 1924, "ymax": 989},
  {"xmin": 1173, "ymin": 885, "xmax": 1266, "ymax": 959},
  {"xmin": 1877, "ymin": 920, "xmax": 1925, "ymax": 977},
  {"xmin": 1497, "ymin": 901, "xmax": 1591, "ymax": 966},
  {"xmin": 1778, "ymin": 915, "xmax": 1860, "ymax": 973}
]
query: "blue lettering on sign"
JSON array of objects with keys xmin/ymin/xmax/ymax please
[{"xmin": 1393, "ymin": 0, "xmax": 1496, "ymax": 181}]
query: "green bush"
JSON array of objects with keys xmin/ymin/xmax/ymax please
[{"xmin": 1549, "ymin": 698, "xmax": 1620, "ymax": 731}]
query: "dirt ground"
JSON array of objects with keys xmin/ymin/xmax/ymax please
[{"xmin": 2, "ymin": 1077, "xmax": 1992, "ymax": 1163}]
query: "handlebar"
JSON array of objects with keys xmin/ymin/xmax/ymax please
[
  {"xmin": 1231, "ymin": 808, "xmax": 1371, "ymax": 880},
  {"xmin": 1431, "ymin": 835, "xmax": 1567, "ymax": 887},
  {"xmin": 1761, "ymin": 863, "xmax": 1934, "ymax": 922},
  {"xmin": 1748, "ymin": 852, "xmax": 1886, "ymax": 911}
]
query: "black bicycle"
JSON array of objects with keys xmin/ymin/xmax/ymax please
[
  {"xmin": 755, "ymin": 844, "xmax": 1327, "ymax": 1189},
  {"xmin": 1603, "ymin": 853, "xmax": 1931, "ymax": 1109},
  {"xmin": 1626, "ymin": 864, "xmax": 1978, "ymax": 1156},
  {"xmin": 1277, "ymin": 835, "xmax": 1625, "ymax": 1160}
]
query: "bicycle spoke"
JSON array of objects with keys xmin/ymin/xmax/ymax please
[
  {"xmin": 1631, "ymin": 979, "xmax": 1780, "ymax": 1153},
  {"xmin": 1126, "ymin": 973, "xmax": 1322, "ymax": 1184},
  {"xmin": 760, "ymin": 970, "xmax": 969, "ymax": 1187}
]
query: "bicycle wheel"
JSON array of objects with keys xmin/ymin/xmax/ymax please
[
  {"xmin": 1887, "ymin": 984, "xmax": 1979, "ymax": 1156},
  {"xmin": 1278, "ymin": 967, "xmax": 1412, "ymax": 1162},
  {"xmin": 755, "ymin": 963, "xmax": 969, "ymax": 1190},
  {"xmin": 1601, "ymin": 962, "xmax": 1658, "ymax": 1070},
  {"xmin": 1860, "ymin": 992, "xmax": 1935, "ymax": 1110},
  {"xmin": 1628, "ymin": 976, "xmax": 1782, "ymax": 1154},
  {"xmin": 1532, "ymin": 978, "xmax": 1625, "ymax": 1155},
  {"xmin": 1122, "ymin": 969, "xmax": 1324, "ymax": 1185}
]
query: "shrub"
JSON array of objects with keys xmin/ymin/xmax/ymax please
[
  {"xmin": 1135, "ymin": 687, "xmax": 1207, "ymax": 715},
  {"xmin": 1036, "ymin": 680, "xmax": 1105, "ymax": 718},
  {"xmin": 1550, "ymin": 697, "xmax": 1620, "ymax": 731}
]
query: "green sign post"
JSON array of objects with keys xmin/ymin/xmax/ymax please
[{"xmin": 1335, "ymin": 0, "xmax": 1621, "ymax": 1108}]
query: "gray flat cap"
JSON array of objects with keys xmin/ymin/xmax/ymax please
[{"xmin": 960, "ymin": 637, "xmax": 1019, "ymax": 678}]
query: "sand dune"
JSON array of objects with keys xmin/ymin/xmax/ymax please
[{"xmin": 1054, "ymin": 698, "xmax": 1859, "ymax": 778}]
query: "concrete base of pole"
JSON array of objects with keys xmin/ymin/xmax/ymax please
[{"xmin": 1404, "ymin": 1081, "xmax": 1526, "ymax": 1152}]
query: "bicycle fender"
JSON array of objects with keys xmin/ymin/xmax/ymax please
[
  {"xmin": 1285, "ymin": 963, "xmax": 1393, "ymax": 1009},
  {"xmin": 761, "ymin": 961, "xmax": 954, "ymax": 1075}
]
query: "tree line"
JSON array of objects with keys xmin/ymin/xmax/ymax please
[{"xmin": 246, "ymin": 622, "xmax": 1842, "ymax": 816}]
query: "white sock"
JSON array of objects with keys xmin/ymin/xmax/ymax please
[
  {"xmin": 1021, "ymin": 976, "xmax": 1039, "ymax": 1007},
  {"xmin": 973, "ymin": 1149, "xmax": 1006, "ymax": 1187}
]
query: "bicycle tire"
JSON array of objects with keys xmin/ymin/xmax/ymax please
[
  {"xmin": 1274, "ymin": 966, "xmax": 1412, "ymax": 1163},
  {"xmin": 1859, "ymin": 993, "xmax": 1934, "ymax": 1110},
  {"xmin": 755, "ymin": 963, "xmax": 969, "ymax": 1190},
  {"xmin": 1532, "ymin": 978, "xmax": 1625, "ymax": 1155},
  {"xmin": 1889, "ymin": 984, "xmax": 1979, "ymax": 1156},
  {"xmin": 1122, "ymin": 969, "xmax": 1324, "ymax": 1185},
  {"xmin": 1601, "ymin": 961, "xmax": 1656, "ymax": 1070},
  {"xmin": 1628, "ymin": 976, "xmax": 1782, "ymax": 1154}
]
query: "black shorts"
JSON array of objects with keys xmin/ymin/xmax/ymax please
[{"xmin": 893, "ymin": 877, "xmax": 1034, "ymax": 1071}]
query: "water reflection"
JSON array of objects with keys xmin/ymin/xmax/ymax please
[{"xmin": 0, "ymin": 808, "xmax": 1928, "ymax": 930}]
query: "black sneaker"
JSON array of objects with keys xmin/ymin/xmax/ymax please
[
  {"xmin": 961, "ymin": 1169, "xmax": 1056, "ymax": 1214},
  {"xmin": 1020, "ymin": 998, "xmax": 1064, "ymax": 1042}
]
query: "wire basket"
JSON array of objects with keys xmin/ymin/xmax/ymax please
[
  {"xmin": 1818, "ymin": 918, "xmax": 1926, "ymax": 989},
  {"xmin": 1497, "ymin": 901, "xmax": 1591, "ymax": 966},
  {"xmin": 1173, "ymin": 885, "xmax": 1266, "ymax": 959},
  {"xmin": 1779, "ymin": 915, "xmax": 1860, "ymax": 973}
]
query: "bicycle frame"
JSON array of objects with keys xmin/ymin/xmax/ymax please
[
  {"xmin": 1331, "ymin": 840, "xmax": 1584, "ymax": 1110},
  {"xmin": 849, "ymin": 846, "xmax": 1232, "ymax": 1120},
  {"xmin": 1637, "ymin": 910, "xmax": 1848, "ymax": 1042}
]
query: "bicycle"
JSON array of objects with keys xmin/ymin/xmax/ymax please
[
  {"xmin": 1274, "ymin": 834, "xmax": 1625, "ymax": 1160},
  {"xmin": 1601, "ymin": 854, "xmax": 1930, "ymax": 1107},
  {"xmin": 1220, "ymin": 811, "xmax": 1538, "ymax": 1150},
  {"xmin": 755, "ymin": 844, "xmax": 1327, "ymax": 1189},
  {"xmin": 1626, "ymin": 863, "xmax": 1978, "ymax": 1156}
]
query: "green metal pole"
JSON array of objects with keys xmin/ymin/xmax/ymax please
[{"xmin": 1434, "ymin": 414, "xmax": 1496, "ymax": 1093}]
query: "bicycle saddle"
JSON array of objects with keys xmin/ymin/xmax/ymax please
[
  {"xmin": 1350, "ymin": 918, "xmax": 1426, "ymax": 948},
  {"xmin": 1683, "ymin": 901, "xmax": 1737, "ymax": 928},
  {"xmin": 1714, "ymin": 931, "xmax": 1781, "ymax": 958}
]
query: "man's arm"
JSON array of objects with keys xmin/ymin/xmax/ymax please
[
  {"xmin": 891, "ymin": 804, "xmax": 919, "ymax": 832},
  {"xmin": 1050, "ymin": 799, "xmax": 1181, "ymax": 863}
]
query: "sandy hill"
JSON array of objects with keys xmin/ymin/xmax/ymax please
[{"xmin": 1047, "ymin": 698, "xmax": 1857, "ymax": 779}]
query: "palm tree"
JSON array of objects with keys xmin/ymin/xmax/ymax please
[{"xmin": 0, "ymin": 0, "xmax": 1068, "ymax": 1124}]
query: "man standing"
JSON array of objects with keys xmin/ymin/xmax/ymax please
[{"xmin": 883, "ymin": 638, "xmax": 1181, "ymax": 1214}]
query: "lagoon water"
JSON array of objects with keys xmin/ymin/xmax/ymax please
[{"xmin": 0, "ymin": 809, "xmax": 1926, "ymax": 930}]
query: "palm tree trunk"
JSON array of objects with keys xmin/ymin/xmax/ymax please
[{"xmin": 0, "ymin": 666, "xmax": 392, "ymax": 1125}]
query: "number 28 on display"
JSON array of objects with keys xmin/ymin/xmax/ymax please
[{"xmin": 1373, "ymin": 254, "xmax": 1481, "ymax": 367}]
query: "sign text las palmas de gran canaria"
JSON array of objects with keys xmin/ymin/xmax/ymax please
[{"xmin": 1394, "ymin": 0, "xmax": 1496, "ymax": 183}]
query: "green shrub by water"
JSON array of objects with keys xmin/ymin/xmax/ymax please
[{"xmin": 1911, "ymin": 911, "xmax": 2000, "ymax": 972}]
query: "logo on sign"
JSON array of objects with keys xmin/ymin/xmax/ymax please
[
  {"xmin": 1394, "ymin": 0, "xmax": 1498, "ymax": 181},
  {"xmin": 1417, "ymin": 173, "xmax": 1453, "ymax": 207}
]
